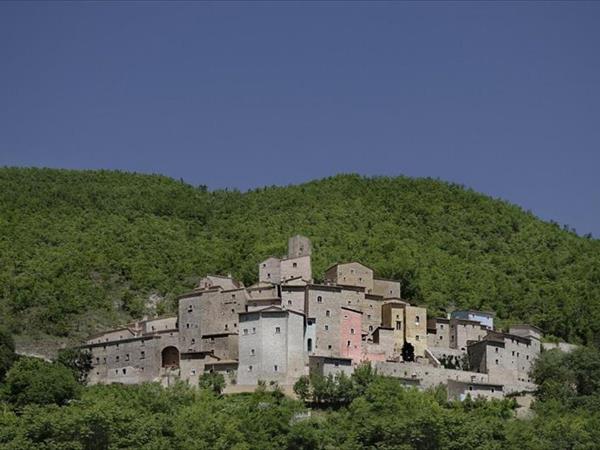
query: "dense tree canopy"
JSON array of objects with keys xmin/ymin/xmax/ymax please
[
  {"xmin": 0, "ymin": 328, "xmax": 16, "ymax": 382},
  {"xmin": 0, "ymin": 168, "xmax": 599, "ymax": 351},
  {"xmin": 2, "ymin": 357, "xmax": 80, "ymax": 407}
]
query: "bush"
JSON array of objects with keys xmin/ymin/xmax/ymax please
[{"xmin": 3, "ymin": 357, "xmax": 80, "ymax": 407}]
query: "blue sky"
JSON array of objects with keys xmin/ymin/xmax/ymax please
[{"xmin": 1, "ymin": 2, "xmax": 599, "ymax": 236}]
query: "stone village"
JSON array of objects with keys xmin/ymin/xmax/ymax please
[{"xmin": 84, "ymin": 236, "xmax": 549, "ymax": 401}]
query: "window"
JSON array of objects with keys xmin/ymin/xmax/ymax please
[
  {"xmin": 243, "ymin": 329, "xmax": 249, "ymax": 335},
  {"xmin": 210, "ymin": 337, "xmax": 215, "ymax": 342},
  {"xmin": 191, "ymin": 369, "xmax": 196, "ymax": 375},
  {"xmin": 347, "ymin": 340, "xmax": 351, "ymax": 347},
  {"xmin": 187, "ymin": 305, "xmax": 193, "ymax": 312},
  {"xmin": 116, "ymin": 356, "xmax": 120, "ymax": 362},
  {"xmin": 248, "ymin": 365, "xmax": 253, "ymax": 372},
  {"xmin": 186, "ymin": 323, "xmax": 190, "ymax": 329},
  {"xmin": 325, "ymin": 325, "xmax": 329, "ymax": 331},
  {"xmin": 293, "ymin": 262, "xmax": 297, "ymax": 268},
  {"xmin": 439, "ymin": 336, "xmax": 443, "ymax": 340},
  {"xmin": 232, "ymin": 294, "xmax": 236, "ymax": 299},
  {"xmin": 495, "ymin": 359, "xmax": 499, "ymax": 365},
  {"xmin": 252, "ymin": 327, "xmax": 256, "ymax": 334},
  {"xmin": 191, "ymin": 338, "xmax": 196, "ymax": 345},
  {"xmin": 440, "ymin": 324, "xmax": 444, "ymax": 329},
  {"xmin": 275, "ymin": 327, "xmax": 281, "ymax": 334},
  {"xmin": 396, "ymin": 314, "xmax": 400, "ymax": 319},
  {"xmin": 125, "ymin": 354, "xmax": 130, "ymax": 361},
  {"xmin": 415, "ymin": 316, "xmax": 420, "ymax": 325},
  {"xmin": 416, "ymin": 335, "xmax": 420, "ymax": 341},
  {"xmin": 251, "ymin": 349, "xmax": 255, "ymax": 356},
  {"xmin": 367, "ymin": 314, "xmax": 371, "ymax": 319},
  {"xmin": 288, "ymin": 300, "xmax": 292, "ymax": 305},
  {"xmin": 140, "ymin": 351, "xmax": 145, "ymax": 359},
  {"xmin": 307, "ymin": 338, "xmax": 313, "ymax": 352},
  {"xmin": 267, "ymin": 273, "xmax": 271, "ymax": 278},
  {"xmin": 326, "ymin": 310, "xmax": 331, "ymax": 317},
  {"xmin": 350, "ymin": 328, "xmax": 355, "ymax": 335},
  {"xmin": 317, "ymin": 296, "xmax": 322, "ymax": 303},
  {"xmin": 274, "ymin": 365, "xmax": 278, "ymax": 372},
  {"xmin": 396, "ymin": 321, "xmax": 402, "ymax": 330},
  {"xmin": 225, "ymin": 324, "xmax": 229, "ymax": 330},
  {"xmin": 328, "ymin": 345, "xmax": 332, "ymax": 349},
  {"xmin": 512, "ymin": 351, "xmax": 515, "ymax": 356},
  {"xmin": 369, "ymin": 325, "xmax": 373, "ymax": 332}
]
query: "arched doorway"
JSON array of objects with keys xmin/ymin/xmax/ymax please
[{"xmin": 161, "ymin": 346, "xmax": 180, "ymax": 368}]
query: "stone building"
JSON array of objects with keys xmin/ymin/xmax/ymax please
[
  {"xmin": 237, "ymin": 306, "xmax": 306, "ymax": 386},
  {"xmin": 84, "ymin": 235, "xmax": 546, "ymax": 400}
]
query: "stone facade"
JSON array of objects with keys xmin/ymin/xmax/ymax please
[
  {"xmin": 84, "ymin": 235, "xmax": 548, "ymax": 399},
  {"xmin": 237, "ymin": 307, "xmax": 306, "ymax": 386},
  {"xmin": 340, "ymin": 307, "xmax": 362, "ymax": 363}
]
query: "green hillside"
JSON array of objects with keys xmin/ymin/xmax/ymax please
[{"xmin": 1, "ymin": 168, "xmax": 599, "ymax": 351}]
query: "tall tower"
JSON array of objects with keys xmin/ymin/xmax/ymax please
[{"xmin": 287, "ymin": 235, "xmax": 312, "ymax": 259}]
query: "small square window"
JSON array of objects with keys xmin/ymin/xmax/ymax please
[{"xmin": 275, "ymin": 327, "xmax": 281, "ymax": 334}]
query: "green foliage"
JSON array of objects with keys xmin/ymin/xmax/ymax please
[
  {"xmin": 293, "ymin": 375, "xmax": 310, "ymax": 402},
  {"xmin": 2, "ymin": 359, "xmax": 600, "ymax": 449},
  {"xmin": 0, "ymin": 169, "xmax": 599, "ymax": 347},
  {"xmin": 0, "ymin": 328, "xmax": 16, "ymax": 382},
  {"xmin": 198, "ymin": 371, "xmax": 226, "ymax": 395},
  {"xmin": 56, "ymin": 347, "xmax": 93, "ymax": 384},
  {"xmin": 2, "ymin": 357, "xmax": 80, "ymax": 407}
]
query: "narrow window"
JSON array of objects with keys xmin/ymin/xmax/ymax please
[
  {"xmin": 125, "ymin": 354, "xmax": 130, "ymax": 361},
  {"xmin": 326, "ymin": 310, "xmax": 331, "ymax": 317},
  {"xmin": 396, "ymin": 321, "xmax": 402, "ymax": 330},
  {"xmin": 251, "ymin": 349, "xmax": 255, "ymax": 356},
  {"xmin": 275, "ymin": 327, "xmax": 281, "ymax": 334},
  {"xmin": 293, "ymin": 262, "xmax": 297, "ymax": 268},
  {"xmin": 307, "ymin": 338, "xmax": 313, "ymax": 352},
  {"xmin": 288, "ymin": 300, "xmax": 292, "ymax": 305},
  {"xmin": 249, "ymin": 365, "xmax": 253, "ymax": 372},
  {"xmin": 252, "ymin": 327, "xmax": 256, "ymax": 334},
  {"xmin": 347, "ymin": 340, "xmax": 351, "ymax": 347},
  {"xmin": 350, "ymin": 328, "xmax": 355, "ymax": 335},
  {"xmin": 317, "ymin": 296, "xmax": 322, "ymax": 303},
  {"xmin": 140, "ymin": 351, "xmax": 145, "ymax": 359},
  {"xmin": 188, "ymin": 305, "xmax": 193, "ymax": 312},
  {"xmin": 415, "ymin": 316, "xmax": 420, "ymax": 325},
  {"xmin": 325, "ymin": 325, "xmax": 329, "ymax": 331},
  {"xmin": 369, "ymin": 325, "xmax": 373, "ymax": 332},
  {"xmin": 191, "ymin": 338, "xmax": 196, "ymax": 345},
  {"xmin": 243, "ymin": 329, "xmax": 248, "ymax": 335},
  {"xmin": 116, "ymin": 355, "xmax": 120, "ymax": 362},
  {"xmin": 274, "ymin": 365, "xmax": 278, "ymax": 371}
]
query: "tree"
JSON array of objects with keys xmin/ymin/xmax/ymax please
[
  {"xmin": 57, "ymin": 348, "xmax": 93, "ymax": 384},
  {"xmin": 0, "ymin": 328, "xmax": 17, "ymax": 381},
  {"xmin": 198, "ymin": 372, "xmax": 226, "ymax": 395},
  {"xmin": 402, "ymin": 342, "xmax": 415, "ymax": 362},
  {"xmin": 3, "ymin": 357, "xmax": 80, "ymax": 407},
  {"xmin": 293, "ymin": 375, "xmax": 311, "ymax": 402}
]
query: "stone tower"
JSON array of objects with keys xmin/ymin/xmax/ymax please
[{"xmin": 287, "ymin": 235, "xmax": 312, "ymax": 259}]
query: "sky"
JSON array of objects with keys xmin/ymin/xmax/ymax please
[{"xmin": 1, "ymin": 2, "xmax": 599, "ymax": 236}]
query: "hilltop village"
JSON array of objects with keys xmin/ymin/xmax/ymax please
[{"xmin": 85, "ymin": 236, "xmax": 544, "ymax": 400}]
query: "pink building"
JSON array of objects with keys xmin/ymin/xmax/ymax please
[{"xmin": 340, "ymin": 306, "xmax": 362, "ymax": 364}]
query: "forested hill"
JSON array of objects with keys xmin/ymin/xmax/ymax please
[{"xmin": 1, "ymin": 167, "xmax": 599, "ymax": 352}]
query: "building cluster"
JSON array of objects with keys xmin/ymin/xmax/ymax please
[{"xmin": 85, "ymin": 236, "xmax": 543, "ymax": 400}]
